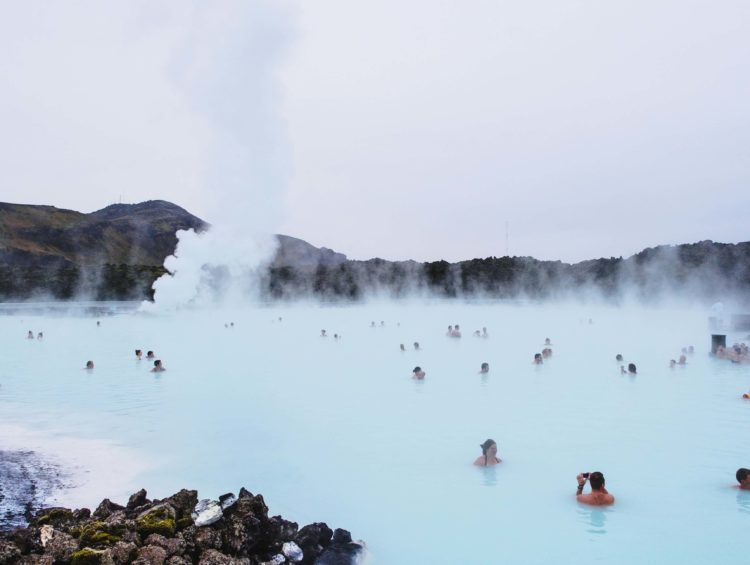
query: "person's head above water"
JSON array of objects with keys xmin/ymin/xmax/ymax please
[
  {"xmin": 628, "ymin": 363, "xmax": 637, "ymax": 374},
  {"xmin": 737, "ymin": 468, "xmax": 750, "ymax": 489},
  {"xmin": 480, "ymin": 362, "xmax": 489, "ymax": 373},
  {"xmin": 615, "ymin": 354, "xmax": 623, "ymax": 362},
  {"xmin": 147, "ymin": 351, "xmax": 154, "ymax": 358},
  {"xmin": 413, "ymin": 342, "xmax": 420, "ymax": 350},
  {"xmin": 534, "ymin": 353, "xmax": 543, "ymax": 364},
  {"xmin": 474, "ymin": 439, "xmax": 501, "ymax": 466},
  {"xmin": 400, "ymin": 344, "xmax": 405, "ymax": 351},
  {"xmin": 588, "ymin": 471, "xmax": 605, "ymax": 490},
  {"xmin": 85, "ymin": 360, "xmax": 94, "ymax": 369}
]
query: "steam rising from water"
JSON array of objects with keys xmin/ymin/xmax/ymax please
[{"xmin": 145, "ymin": 1, "xmax": 294, "ymax": 310}]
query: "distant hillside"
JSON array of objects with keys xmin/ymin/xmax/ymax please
[
  {"xmin": 0, "ymin": 200, "xmax": 748, "ymax": 302},
  {"xmin": 0, "ymin": 200, "xmax": 207, "ymax": 268}
]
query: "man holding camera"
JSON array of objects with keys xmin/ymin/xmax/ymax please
[{"xmin": 576, "ymin": 472, "xmax": 615, "ymax": 505}]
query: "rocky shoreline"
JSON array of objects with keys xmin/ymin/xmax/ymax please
[{"xmin": 0, "ymin": 486, "xmax": 366, "ymax": 565}]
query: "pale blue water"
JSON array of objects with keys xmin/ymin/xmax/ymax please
[{"xmin": 1, "ymin": 301, "xmax": 749, "ymax": 564}]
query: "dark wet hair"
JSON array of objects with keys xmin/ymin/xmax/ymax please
[
  {"xmin": 615, "ymin": 354, "xmax": 623, "ymax": 361},
  {"xmin": 480, "ymin": 439, "xmax": 496, "ymax": 454},
  {"xmin": 413, "ymin": 366, "xmax": 422, "ymax": 373},
  {"xmin": 628, "ymin": 363, "xmax": 637, "ymax": 373},
  {"xmin": 589, "ymin": 471, "xmax": 605, "ymax": 489},
  {"xmin": 135, "ymin": 349, "xmax": 141, "ymax": 355},
  {"xmin": 147, "ymin": 351, "xmax": 154, "ymax": 356},
  {"xmin": 737, "ymin": 468, "xmax": 750, "ymax": 483},
  {"xmin": 154, "ymin": 360, "xmax": 161, "ymax": 367},
  {"xmin": 481, "ymin": 362, "xmax": 489, "ymax": 370},
  {"xmin": 534, "ymin": 353, "xmax": 542, "ymax": 360}
]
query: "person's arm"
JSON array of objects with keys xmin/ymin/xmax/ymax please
[{"xmin": 575, "ymin": 474, "xmax": 587, "ymax": 501}]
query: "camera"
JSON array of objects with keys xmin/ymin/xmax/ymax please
[{"xmin": 582, "ymin": 472, "xmax": 590, "ymax": 479}]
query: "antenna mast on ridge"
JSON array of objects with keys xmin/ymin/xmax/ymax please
[{"xmin": 505, "ymin": 221, "xmax": 509, "ymax": 257}]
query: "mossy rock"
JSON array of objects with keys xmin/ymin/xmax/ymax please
[
  {"xmin": 176, "ymin": 517, "xmax": 193, "ymax": 530},
  {"xmin": 35, "ymin": 507, "xmax": 76, "ymax": 527},
  {"xmin": 71, "ymin": 548, "xmax": 109, "ymax": 565},
  {"xmin": 79, "ymin": 521, "xmax": 126, "ymax": 548},
  {"xmin": 136, "ymin": 504, "xmax": 176, "ymax": 537}
]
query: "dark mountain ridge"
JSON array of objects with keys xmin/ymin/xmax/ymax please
[{"xmin": 0, "ymin": 200, "xmax": 748, "ymax": 302}]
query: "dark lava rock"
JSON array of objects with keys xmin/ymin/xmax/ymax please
[
  {"xmin": 314, "ymin": 529, "xmax": 366, "ymax": 565},
  {"xmin": 109, "ymin": 541, "xmax": 138, "ymax": 565},
  {"xmin": 93, "ymin": 499, "xmax": 125, "ymax": 521},
  {"xmin": 294, "ymin": 523, "xmax": 333, "ymax": 564},
  {"xmin": 127, "ymin": 490, "xmax": 150, "ymax": 511},
  {"xmin": 43, "ymin": 530, "xmax": 78, "ymax": 562},
  {"xmin": 133, "ymin": 544, "xmax": 168, "ymax": 565},
  {"xmin": 0, "ymin": 487, "xmax": 363, "ymax": 565}
]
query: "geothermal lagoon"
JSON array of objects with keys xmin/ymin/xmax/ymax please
[{"xmin": 1, "ymin": 300, "xmax": 749, "ymax": 564}]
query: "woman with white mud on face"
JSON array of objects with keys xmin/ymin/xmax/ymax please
[{"xmin": 474, "ymin": 439, "xmax": 501, "ymax": 466}]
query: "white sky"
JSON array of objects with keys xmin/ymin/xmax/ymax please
[{"xmin": 1, "ymin": 1, "xmax": 748, "ymax": 263}]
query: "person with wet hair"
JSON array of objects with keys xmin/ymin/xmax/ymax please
[
  {"xmin": 678, "ymin": 355, "xmax": 687, "ymax": 365},
  {"xmin": 479, "ymin": 362, "xmax": 489, "ymax": 374},
  {"xmin": 446, "ymin": 325, "xmax": 453, "ymax": 336},
  {"xmin": 576, "ymin": 471, "xmax": 614, "ymax": 505},
  {"xmin": 135, "ymin": 349, "xmax": 142, "ymax": 360},
  {"xmin": 533, "ymin": 353, "xmax": 543, "ymax": 365},
  {"xmin": 85, "ymin": 360, "xmax": 94, "ymax": 370},
  {"xmin": 37, "ymin": 332, "xmax": 43, "ymax": 339},
  {"xmin": 400, "ymin": 344, "xmax": 406, "ymax": 352},
  {"xmin": 147, "ymin": 351, "xmax": 155, "ymax": 359},
  {"xmin": 451, "ymin": 324, "xmax": 462, "ymax": 338},
  {"xmin": 615, "ymin": 354, "xmax": 623, "ymax": 362},
  {"xmin": 736, "ymin": 468, "xmax": 750, "ymax": 490},
  {"xmin": 628, "ymin": 363, "xmax": 637, "ymax": 374},
  {"xmin": 320, "ymin": 329, "xmax": 327, "ymax": 337},
  {"xmin": 27, "ymin": 330, "xmax": 34, "ymax": 339},
  {"xmin": 413, "ymin": 342, "xmax": 420, "ymax": 351},
  {"xmin": 482, "ymin": 327, "xmax": 488, "ymax": 338},
  {"xmin": 669, "ymin": 359, "xmax": 677, "ymax": 368},
  {"xmin": 542, "ymin": 347, "xmax": 552, "ymax": 358},
  {"xmin": 151, "ymin": 359, "xmax": 166, "ymax": 373},
  {"xmin": 412, "ymin": 366, "xmax": 425, "ymax": 379},
  {"xmin": 474, "ymin": 439, "xmax": 501, "ymax": 466}
]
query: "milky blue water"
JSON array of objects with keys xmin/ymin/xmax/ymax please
[{"xmin": 1, "ymin": 301, "xmax": 749, "ymax": 564}]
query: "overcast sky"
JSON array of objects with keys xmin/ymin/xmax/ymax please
[{"xmin": 1, "ymin": 1, "xmax": 748, "ymax": 263}]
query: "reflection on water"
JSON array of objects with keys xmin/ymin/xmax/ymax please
[
  {"xmin": 577, "ymin": 505, "xmax": 608, "ymax": 535},
  {"xmin": 736, "ymin": 490, "xmax": 750, "ymax": 515},
  {"xmin": 479, "ymin": 465, "xmax": 497, "ymax": 487}
]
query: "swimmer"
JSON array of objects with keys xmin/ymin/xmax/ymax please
[
  {"xmin": 85, "ymin": 360, "xmax": 94, "ymax": 370},
  {"xmin": 669, "ymin": 359, "xmax": 676, "ymax": 368},
  {"xmin": 400, "ymin": 344, "xmax": 406, "ymax": 352},
  {"xmin": 474, "ymin": 439, "xmax": 501, "ymax": 466},
  {"xmin": 544, "ymin": 337, "xmax": 552, "ymax": 346},
  {"xmin": 615, "ymin": 354, "xmax": 623, "ymax": 362},
  {"xmin": 482, "ymin": 327, "xmax": 488, "ymax": 338},
  {"xmin": 576, "ymin": 472, "xmax": 614, "ymax": 506},
  {"xmin": 334, "ymin": 333, "xmax": 339, "ymax": 340},
  {"xmin": 533, "ymin": 353, "xmax": 543, "ymax": 365},
  {"xmin": 473, "ymin": 330, "xmax": 481, "ymax": 337},
  {"xmin": 27, "ymin": 330, "xmax": 34, "ymax": 339},
  {"xmin": 147, "ymin": 351, "xmax": 155, "ymax": 359},
  {"xmin": 371, "ymin": 321, "xmax": 376, "ymax": 328},
  {"xmin": 37, "ymin": 332, "xmax": 43, "ymax": 339},
  {"xmin": 678, "ymin": 355, "xmax": 687, "ymax": 365},
  {"xmin": 742, "ymin": 392, "xmax": 750, "ymax": 399},
  {"xmin": 452, "ymin": 324, "xmax": 462, "ymax": 338},
  {"xmin": 479, "ymin": 362, "xmax": 489, "ymax": 374},
  {"xmin": 97, "ymin": 321, "xmax": 100, "ymax": 327},
  {"xmin": 413, "ymin": 342, "xmax": 420, "ymax": 351},
  {"xmin": 542, "ymin": 348, "xmax": 552, "ymax": 358},
  {"xmin": 230, "ymin": 322, "xmax": 234, "ymax": 328},
  {"xmin": 737, "ymin": 468, "xmax": 750, "ymax": 489},
  {"xmin": 151, "ymin": 359, "xmax": 166, "ymax": 372},
  {"xmin": 628, "ymin": 363, "xmax": 637, "ymax": 374},
  {"xmin": 320, "ymin": 329, "xmax": 327, "ymax": 337},
  {"xmin": 446, "ymin": 325, "xmax": 453, "ymax": 336},
  {"xmin": 380, "ymin": 321, "xmax": 385, "ymax": 327},
  {"xmin": 688, "ymin": 345, "xmax": 694, "ymax": 354},
  {"xmin": 135, "ymin": 349, "xmax": 142, "ymax": 360},
  {"xmin": 620, "ymin": 365, "xmax": 627, "ymax": 375},
  {"xmin": 412, "ymin": 366, "xmax": 425, "ymax": 379}
]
